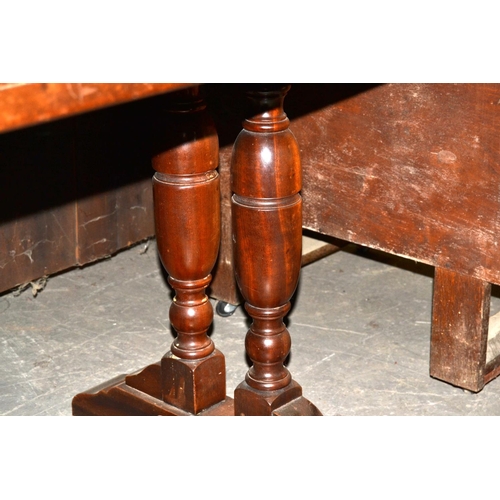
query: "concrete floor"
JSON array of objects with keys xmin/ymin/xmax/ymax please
[{"xmin": 2, "ymin": 237, "xmax": 500, "ymax": 416}]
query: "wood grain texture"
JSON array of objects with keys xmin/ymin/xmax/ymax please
[
  {"xmin": 430, "ymin": 267, "xmax": 490, "ymax": 391},
  {"xmin": 152, "ymin": 87, "xmax": 226, "ymax": 414},
  {"xmin": 0, "ymin": 120, "xmax": 77, "ymax": 290},
  {"xmin": 72, "ymin": 100, "xmax": 158, "ymax": 264},
  {"xmin": 296, "ymin": 84, "xmax": 500, "ymax": 285},
  {"xmin": 0, "ymin": 92, "xmax": 168, "ymax": 292},
  {"xmin": 291, "ymin": 83, "xmax": 500, "ymax": 391},
  {"xmin": 72, "ymin": 363, "xmax": 234, "ymax": 416},
  {"xmin": 73, "ymin": 87, "xmax": 230, "ymax": 416},
  {"xmin": 0, "ymin": 83, "xmax": 193, "ymax": 134},
  {"xmin": 232, "ymin": 85, "xmax": 300, "ymax": 392},
  {"xmin": 231, "ymin": 85, "xmax": 321, "ymax": 415}
]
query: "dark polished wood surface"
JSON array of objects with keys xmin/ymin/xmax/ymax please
[
  {"xmin": 231, "ymin": 85, "xmax": 321, "ymax": 415},
  {"xmin": 3, "ymin": 83, "xmax": 500, "ymax": 415},
  {"xmin": 72, "ymin": 84, "xmax": 321, "ymax": 415},
  {"xmin": 73, "ymin": 86, "xmax": 235, "ymax": 416},
  {"xmin": 152, "ymin": 87, "xmax": 227, "ymax": 413}
]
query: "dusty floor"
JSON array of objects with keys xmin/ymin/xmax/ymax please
[{"xmin": 2, "ymin": 237, "xmax": 500, "ymax": 416}]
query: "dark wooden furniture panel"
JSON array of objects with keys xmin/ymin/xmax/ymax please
[
  {"xmin": 297, "ymin": 84, "xmax": 500, "ymax": 284},
  {"xmin": 293, "ymin": 83, "xmax": 500, "ymax": 391},
  {"xmin": 0, "ymin": 85, "xmax": 190, "ymax": 293}
]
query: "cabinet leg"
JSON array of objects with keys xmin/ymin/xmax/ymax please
[{"xmin": 430, "ymin": 267, "xmax": 490, "ymax": 392}]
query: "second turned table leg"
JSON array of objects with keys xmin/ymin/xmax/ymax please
[{"xmin": 231, "ymin": 85, "xmax": 322, "ymax": 416}]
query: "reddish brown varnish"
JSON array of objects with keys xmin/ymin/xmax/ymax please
[
  {"xmin": 231, "ymin": 85, "xmax": 321, "ymax": 415},
  {"xmin": 0, "ymin": 83, "xmax": 193, "ymax": 134},
  {"xmin": 73, "ymin": 87, "xmax": 233, "ymax": 416},
  {"xmin": 290, "ymin": 83, "xmax": 500, "ymax": 392},
  {"xmin": 51, "ymin": 83, "xmax": 500, "ymax": 414},
  {"xmin": 152, "ymin": 87, "xmax": 226, "ymax": 414},
  {"xmin": 0, "ymin": 84, "xmax": 194, "ymax": 296},
  {"xmin": 430, "ymin": 268, "xmax": 490, "ymax": 392}
]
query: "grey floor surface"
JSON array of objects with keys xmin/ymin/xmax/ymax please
[{"xmin": 2, "ymin": 237, "xmax": 500, "ymax": 416}]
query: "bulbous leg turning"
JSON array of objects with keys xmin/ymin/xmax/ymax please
[{"xmin": 231, "ymin": 84, "xmax": 321, "ymax": 416}]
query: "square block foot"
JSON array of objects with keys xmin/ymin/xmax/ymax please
[
  {"xmin": 162, "ymin": 349, "xmax": 226, "ymax": 414},
  {"xmin": 234, "ymin": 380, "xmax": 322, "ymax": 416}
]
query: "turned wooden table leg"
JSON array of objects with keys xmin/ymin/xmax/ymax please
[
  {"xmin": 151, "ymin": 87, "xmax": 226, "ymax": 414},
  {"xmin": 72, "ymin": 87, "xmax": 233, "ymax": 416},
  {"xmin": 231, "ymin": 85, "xmax": 321, "ymax": 416}
]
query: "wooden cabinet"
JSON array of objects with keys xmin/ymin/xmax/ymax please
[{"xmin": 0, "ymin": 84, "xmax": 188, "ymax": 293}]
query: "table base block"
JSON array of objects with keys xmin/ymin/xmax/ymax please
[{"xmin": 72, "ymin": 362, "xmax": 234, "ymax": 416}]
